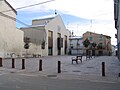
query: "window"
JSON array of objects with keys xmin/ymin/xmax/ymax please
[
  {"xmin": 89, "ymin": 37, "xmax": 92, "ymax": 41},
  {"xmin": 99, "ymin": 43, "xmax": 103, "ymax": 46},
  {"xmin": 48, "ymin": 31, "xmax": 53, "ymax": 48},
  {"xmin": 99, "ymin": 36, "xmax": 103, "ymax": 40},
  {"xmin": 70, "ymin": 44, "xmax": 73, "ymax": 48},
  {"xmin": 64, "ymin": 35, "xmax": 67, "ymax": 52},
  {"xmin": 97, "ymin": 43, "xmax": 103, "ymax": 49},
  {"xmin": 89, "ymin": 43, "xmax": 92, "ymax": 48}
]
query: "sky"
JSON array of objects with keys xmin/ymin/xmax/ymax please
[{"xmin": 7, "ymin": 0, "xmax": 117, "ymax": 45}]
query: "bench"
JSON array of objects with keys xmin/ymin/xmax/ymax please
[
  {"xmin": 86, "ymin": 55, "xmax": 92, "ymax": 60},
  {"xmin": 72, "ymin": 55, "xmax": 82, "ymax": 64},
  {"xmin": 33, "ymin": 54, "xmax": 41, "ymax": 58}
]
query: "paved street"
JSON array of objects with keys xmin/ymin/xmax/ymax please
[
  {"xmin": 2, "ymin": 55, "xmax": 120, "ymax": 77},
  {"xmin": 0, "ymin": 73, "xmax": 120, "ymax": 90},
  {"xmin": 0, "ymin": 55, "xmax": 120, "ymax": 89}
]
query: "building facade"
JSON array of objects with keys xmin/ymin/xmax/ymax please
[
  {"xmin": 69, "ymin": 36, "xmax": 83, "ymax": 55},
  {"xmin": 111, "ymin": 45, "xmax": 117, "ymax": 56},
  {"xmin": 0, "ymin": 0, "xmax": 24, "ymax": 58},
  {"xmin": 21, "ymin": 15, "xmax": 70, "ymax": 56},
  {"xmin": 114, "ymin": 0, "xmax": 120, "ymax": 60},
  {"xmin": 83, "ymin": 31, "xmax": 112, "ymax": 56}
]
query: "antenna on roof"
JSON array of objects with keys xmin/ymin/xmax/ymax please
[
  {"xmin": 72, "ymin": 30, "xmax": 74, "ymax": 36},
  {"xmin": 55, "ymin": 9, "xmax": 57, "ymax": 15}
]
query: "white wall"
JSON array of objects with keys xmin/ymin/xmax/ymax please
[
  {"xmin": 0, "ymin": 0, "xmax": 24, "ymax": 58},
  {"xmin": 45, "ymin": 15, "xmax": 70, "ymax": 56},
  {"xmin": 21, "ymin": 26, "xmax": 46, "ymax": 45},
  {"xmin": 70, "ymin": 39, "xmax": 83, "ymax": 49},
  {"xmin": 21, "ymin": 15, "xmax": 70, "ymax": 56},
  {"xmin": 21, "ymin": 26, "xmax": 46, "ymax": 57},
  {"xmin": 111, "ymin": 45, "xmax": 116, "ymax": 56},
  {"xmin": 25, "ymin": 43, "xmax": 42, "ymax": 56},
  {"xmin": 70, "ymin": 37, "xmax": 83, "ymax": 55}
]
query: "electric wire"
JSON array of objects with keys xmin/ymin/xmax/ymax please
[
  {"xmin": 0, "ymin": 0, "xmax": 55, "ymax": 13},
  {"xmin": 0, "ymin": 12, "xmax": 47, "ymax": 43},
  {"xmin": 0, "ymin": 12, "xmax": 31, "ymax": 27},
  {"xmin": 0, "ymin": 0, "xmax": 55, "ymax": 42}
]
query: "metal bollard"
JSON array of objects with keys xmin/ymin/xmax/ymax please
[
  {"xmin": 0, "ymin": 57, "xmax": 2, "ymax": 67},
  {"xmin": 118, "ymin": 73, "xmax": 120, "ymax": 77},
  {"xmin": 58, "ymin": 61, "xmax": 61, "ymax": 73},
  {"xmin": 12, "ymin": 58, "xmax": 15, "ymax": 68},
  {"xmin": 22, "ymin": 59, "xmax": 25, "ymax": 69},
  {"xmin": 39, "ymin": 60, "xmax": 42, "ymax": 71},
  {"xmin": 102, "ymin": 62, "xmax": 105, "ymax": 76}
]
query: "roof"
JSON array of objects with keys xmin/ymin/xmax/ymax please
[
  {"xmin": 21, "ymin": 14, "xmax": 66, "ymax": 30},
  {"xmin": 84, "ymin": 31, "xmax": 111, "ymax": 38},
  {"xmin": 69, "ymin": 36, "xmax": 83, "ymax": 40},
  {"xmin": 4, "ymin": 0, "xmax": 17, "ymax": 14},
  {"xmin": 20, "ymin": 24, "xmax": 45, "ymax": 29},
  {"xmin": 32, "ymin": 14, "xmax": 56, "ymax": 21}
]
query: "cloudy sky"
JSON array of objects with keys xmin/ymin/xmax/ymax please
[{"xmin": 7, "ymin": 0, "xmax": 117, "ymax": 45}]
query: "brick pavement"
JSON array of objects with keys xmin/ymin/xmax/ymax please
[{"xmin": 0, "ymin": 55, "xmax": 120, "ymax": 82}]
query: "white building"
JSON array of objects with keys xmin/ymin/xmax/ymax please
[
  {"xmin": 114, "ymin": 0, "xmax": 120, "ymax": 60},
  {"xmin": 0, "ymin": 0, "xmax": 24, "ymax": 58},
  {"xmin": 69, "ymin": 36, "xmax": 83, "ymax": 55},
  {"xmin": 111, "ymin": 45, "xmax": 117, "ymax": 56},
  {"xmin": 21, "ymin": 15, "xmax": 70, "ymax": 56}
]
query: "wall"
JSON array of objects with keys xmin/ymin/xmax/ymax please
[
  {"xmin": 117, "ymin": 29, "xmax": 120, "ymax": 59},
  {"xmin": 21, "ymin": 26, "xmax": 46, "ymax": 57},
  {"xmin": 21, "ymin": 15, "xmax": 70, "ymax": 56},
  {"xmin": 32, "ymin": 17, "xmax": 54, "ymax": 25},
  {"xmin": 117, "ymin": 1, "xmax": 120, "ymax": 59},
  {"xmin": 21, "ymin": 26, "xmax": 46, "ymax": 45},
  {"xmin": 45, "ymin": 15, "xmax": 70, "ymax": 56},
  {"xmin": 70, "ymin": 37, "xmax": 83, "ymax": 55},
  {"xmin": 0, "ymin": 0, "xmax": 24, "ymax": 58},
  {"xmin": 83, "ymin": 32, "xmax": 112, "ymax": 56}
]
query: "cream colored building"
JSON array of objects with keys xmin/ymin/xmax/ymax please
[
  {"xmin": 21, "ymin": 15, "xmax": 70, "ymax": 56},
  {"xmin": 0, "ymin": 0, "xmax": 24, "ymax": 58},
  {"xmin": 83, "ymin": 31, "xmax": 112, "ymax": 56}
]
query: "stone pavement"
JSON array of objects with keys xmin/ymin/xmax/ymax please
[{"xmin": 0, "ymin": 55, "xmax": 120, "ymax": 82}]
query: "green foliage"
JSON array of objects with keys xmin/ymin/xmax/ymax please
[
  {"xmin": 97, "ymin": 43, "xmax": 103, "ymax": 49},
  {"xmin": 92, "ymin": 42, "xmax": 97, "ymax": 48},
  {"xmin": 83, "ymin": 38, "xmax": 90, "ymax": 48}
]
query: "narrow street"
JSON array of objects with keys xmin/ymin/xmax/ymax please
[
  {"xmin": 0, "ymin": 73, "xmax": 120, "ymax": 90},
  {"xmin": 0, "ymin": 56, "xmax": 120, "ymax": 90}
]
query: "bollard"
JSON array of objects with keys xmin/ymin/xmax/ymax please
[
  {"xmin": 102, "ymin": 62, "xmax": 105, "ymax": 77},
  {"xmin": 58, "ymin": 61, "xmax": 61, "ymax": 73},
  {"xmin": 22, "ymin": 59, "xmax": 25, "ymax": 69},
  {"xmin": 39, "ymin": 60, "xmax": 42, "ymax": 71},
  {"xmin": 118, "ymin": 73, "xmax": 120, "ymax": 77},
  {"xmin": 12, "ymin": 58, "xmax": 15, "ymax": 68},
  {"xmin": 0, "ymin": 57, "xmax": 2, "ymax": 67}
]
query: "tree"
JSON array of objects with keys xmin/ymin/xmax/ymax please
[
  {"xmin": 83, "ymin": 38, "xmax": 90, "ymax": 55},
  {"xmin": 97, "ymin": 43, "xmax": 103, "ymax": 49},
  {"xmin": 92, "ymin": 42, "xmax": 97, "ymax": 56},
  {"xmin": 92, "ymin": 42, "xmax": 97, "ymax": 48},
  {"xmin": 83, "ymin": 38, "xmax": 90, "ymax": 48}
]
